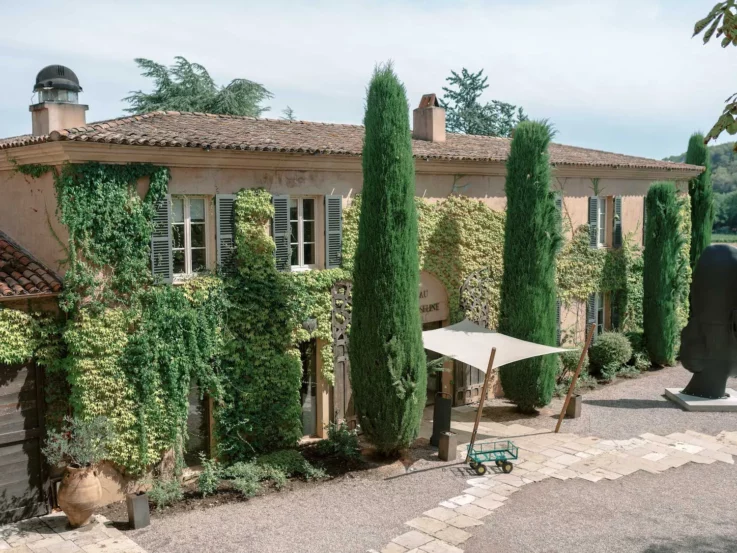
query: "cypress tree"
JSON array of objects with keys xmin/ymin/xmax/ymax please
[
  {"xmin": 349, "ymin": 65, "xmax": 426, "ymax": 455},
  {"xmin": 686, "ymin": 133, "xmax": 713, "ymax": 271},
  {"xmin": 498, "ymin": 121, "xmax": 562, "ymax": 413},
  {"xmin": 643, "ymin": 182, "xmax": 683, "ymax": 366}
]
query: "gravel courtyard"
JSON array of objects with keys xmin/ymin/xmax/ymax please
[{"xmin": 130, "ymin": 366, "xmax": 737, "ymax": 553}]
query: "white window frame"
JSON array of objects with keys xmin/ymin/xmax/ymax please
[
  {"xmin": 597, "ymin": 197, "xmax": 607, "ymax": 248},
  {"xmin": 290, "ymin": 197, "xmax": 317, "ymax": 271},
  {"xmin": 595, "ymin": 292, "xmax": 605, "ymax": 335},
  {"xmin": 172, "ymin": 196, "xmax": 209, "ymax": 279}
]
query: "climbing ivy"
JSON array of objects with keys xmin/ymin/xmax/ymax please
[
  {"xmin": 0, "ymin": 308, "xmax": 39, "ymax": 364},
  {"xmin": 13, "ymin": 162, "xmax": 222, "ymax": 475}
]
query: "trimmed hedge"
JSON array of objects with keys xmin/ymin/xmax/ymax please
[{"xmin": 589, "ymin": 332, "xmax": 633, "ymax": 376}]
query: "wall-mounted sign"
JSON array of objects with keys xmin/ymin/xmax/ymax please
[{"xmin": 419, "ymin": 271, "xmax": 449, "ymax": 324}]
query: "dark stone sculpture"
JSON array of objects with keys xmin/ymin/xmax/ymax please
[{"xmin": 679, "ymin": 244, "xmax": 737, "ymax": 399}]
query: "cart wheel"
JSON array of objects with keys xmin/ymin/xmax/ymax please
[
  {"xmin": 502, "ymin": 461, "xmax": 513, "ymax": 474},
  {"xmin": 469, "ymin": 461, "xmax": 478, "ymax": 470},
  {"xmin": 475, "ymin": 464, "xmax": 487, "ymax": 476},
  {"xmin": 495, "ymin": 460, "xmax": 502, "ymax": 467}
]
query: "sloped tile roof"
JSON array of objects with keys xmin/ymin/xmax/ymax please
[
  {"xmin": 0, "ymin": 233, "xmax": 62, "ymax": 299},
  {"xmin": 0, "ymin": 112, "xmax": 701, "ymax": 173}
]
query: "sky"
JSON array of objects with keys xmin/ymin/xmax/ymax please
[{"xmin": 1, "ymin": 0, "xmax": 735, "ymax": 159}]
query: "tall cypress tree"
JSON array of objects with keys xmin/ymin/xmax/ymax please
[
  {"xmin": 349, "ymin": 65, "xmax": 426, "ymax": 455},
  {"xmin": 686, "ymin": 133, "xmax": 713, "ymax": 271},
  {"xmin": 498, "ymin": 121, "xmax": 562, "ymax": 413},
  {"xmin": 643, "ymin": 182, "xmax": 683, "ymax": 366}
]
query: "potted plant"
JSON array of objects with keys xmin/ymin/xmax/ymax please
[{"xmin": 42, "ymin": 416, "xmax": 112, "ymax": 527}]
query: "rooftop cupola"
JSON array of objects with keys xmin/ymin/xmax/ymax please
[{"xmin": 30, "ymin": 65, "xmax": 88, "ymax": 136}]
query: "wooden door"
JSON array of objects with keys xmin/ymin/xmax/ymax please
[
  {"xmin": 0, "ymin": 361, "xmax": 47, "ymax": 524},
  {"xmin": 454, "ymin": 361, "xmax": 486, "ymax": 406}
]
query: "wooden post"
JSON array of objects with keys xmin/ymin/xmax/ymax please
[
  {"xmin": 465, "ymin": 347, "xmax": 497, "ymax": 462},
  {"xmin": 555, "ymin": 323, "xmax": 596, "ymax": 433}
]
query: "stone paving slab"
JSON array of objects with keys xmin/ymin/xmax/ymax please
[
  {"xmin": 373, "ymin": 424, "xmax": 736, "ymax": 552},
  {"xmin": 0, "ymin": 515, "xmax": 145, "ymax": 553}
]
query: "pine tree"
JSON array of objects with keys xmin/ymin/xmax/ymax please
[
  {"xmin": 686, "ymin": 133, "xmax": 713, "ymax": 270},
  {"xmin": 498, "ymin": 120, "xmax": 562, "ymax": 412},
  {"xmin": 349, "ymin": 64, "xmax": 426, "ymax": 455},
  {"xmin": 643, "ymin": 182, "xmax": 683, "ymax": 366}
]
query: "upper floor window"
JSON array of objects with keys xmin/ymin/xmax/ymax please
[
  {"xmin": 597, "ymin": 198, "xmax": 607, "ymax": 247},
  {"xmin": 290, "ymin": 198, "xmax": 316, "ymax": 269},
  {"xmin": 172, "ymin": 196, "xmax": 208, "ymax": 276}
]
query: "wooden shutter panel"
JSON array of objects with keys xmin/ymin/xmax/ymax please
[
  {"xmin": 325, "ymin": 195, "xmax": 342, "ymax": 269},
  {"xmin": 272, "ymin": 195, "xmax": 291, "ymax": 272},
  {"xmin": 555, "ymin": 193, "xmax": 563, "ymax": 212},
  {"xmin": 588, "ymin": 197, "xmax": 598, "ymax": 248},
  {"xmin": 613, "ymin": 196, "xmax": 623, "ymax": 248},
  {"xmin": 587, "ymin": 293, "xmax": 596, "ymax": 328},
  {"xmin": 216, "ymin": 194, "xmax": 237, "ymax": 275},
  {"xmin": 556, "ymin": 298, "xmax": 562, "ymax": 346},
  {"xmin": 151, "ymin": 194, "xmax": 173, "ymax": 284}
]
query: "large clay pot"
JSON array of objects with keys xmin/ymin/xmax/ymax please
[{"xmin": 58, "ymin": 465, "xmax": 102, "ymax": 527}]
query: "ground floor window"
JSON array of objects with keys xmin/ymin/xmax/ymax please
[
  {"xmin": 299, "ymin": 339, "xmax": 317, "ymax": 436},
  {"xmin": 422, "ymin": 321, "xmax": 443, "ymax": 406},
  {"xmin": 184, "ymin": 385, "xmax": 210, "ymax": 466}
]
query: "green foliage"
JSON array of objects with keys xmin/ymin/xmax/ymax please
[
  {"xmin": 42, "ymin": 416, "xmax": 113, "ymax": 467},
  {"xmin": 50, "ymin": 162, "xmax": 170, "ymax": 312},
  {"xmin": 147, "ymin": 478, "xmax": 184, "ymax": 510},
  {"xmin": 0, "ymin": 308, "xmax": 39, "ymax": 364},
  {"xmin": 197, "ymin": 453, "xmax": 221, "ymax": 497},
  {"xmin": 499, "ymin": 121, "xmax": 562, "ymax": 412},
  {"xmin": 712, "ymin": 231, "xmax": 737, "ymax": 242},
  {"xmin": 558, "ymin": 348, "xmax": 589, "ymax": 377},
  {"xmin": 316, "ymin": 422, "xmax": 361, "ymax": 461},
  {"xmin": 256, "ymin": 449, "xmax": 325, "ymax": 480},
  {"xmin": 643, "ymin": 182, "xmax": 685, "ymax": 366},
  {"xmin": 441, "ymin": 68, "xmax": 527, "ymax": 137},
  {"xmin": 224, "ymin": 461, "xmax": 288, "ymax": 491},
  {"xmin": 666, "ymin": 142, "xmax": 737, "ymax": 194},
  {"xmin": 350, "ymin": 64, "xmax": 427, "ymax": 455},
  {"xmin": 588, "ymin": 332, "xmax": 633, "ymax": 376},
  {"xmin": 124, "ymin": 56, "xmax": 272, "ymax": 117},
  {"xmin": 692, "ymin": 3, "xmax": 737, "ymax": 147},
  {"xmin": 686, "ymin": 133, "xmax": 714, "ymax": 270},
  {"xmin": 232, "ymin": 476, "xmax": 261, "ymax": 498},
  {"xmin": 217, "ymin": 189, "xmax": 302, "ymax": 460}
]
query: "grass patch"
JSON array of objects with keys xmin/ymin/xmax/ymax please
[{"xmin": 712, "ymin": 233, "xmax": 737, "ymax": 244}]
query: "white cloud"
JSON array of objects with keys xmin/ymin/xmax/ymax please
[{"xmin": 1, "ymin": 0, "xmax": 734, "ymax": 157}]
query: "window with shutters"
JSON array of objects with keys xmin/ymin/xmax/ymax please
[
  {"xmin": 289, "ymin": 198, "xmax": 316, "ymax": 270},
  {"xmin": 597, "ymin": 198, "xmax": 607, "ymax": 247},
  {"xmin": 171, "ymin": 196, "xmax": 209, "ymax": 277},
  {"xmin": 587, "ymin": 292, "xmax": 606, "ymax": 336}
]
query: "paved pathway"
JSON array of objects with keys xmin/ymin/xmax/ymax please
[
  {"xmin": 0, "ymin": 514, "xmax": 144, "ymax": 553},
  {"xmin": 372, "ymin": 429, "xmax": 737, "ymax": 553}
]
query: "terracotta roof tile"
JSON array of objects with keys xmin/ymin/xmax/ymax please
[
  {"xmin": 0, "ymin": 111, "xmax": 701, "ymax": 172},
  {"xmin": 0, "ymin": 232, "xmax": 61, "ymax": 299}
]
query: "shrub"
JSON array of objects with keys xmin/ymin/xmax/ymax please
[
  {"xmin": 625, "ymin": 331, "xmax": 651, "ymax": 371},
  {"xmin": 223, "ymin": 460, "xmax": 288, "ymax": 490},
  {"xmin": 555, "ymin": 373, "xmax": 597, "ymax": 397},
  {"xmin": 557, "ymin": 348, "xmax": 589, "ymax": 378},
  {"xmin": 42, "ymin": 416, "xmax": 113, "ymax": 467},
  {"xmin": 643, "ymin": 182, "xmax": 684, "ymax": 366},
  {"xmin": 232, "ymin": 477, "xmax": 260, "ymax": 498},
  {"xmin": 588, "ymin": 332, "xmax": 633, "ymax": 376},
  {"xmin": 350, "ymin": 63, "xmax": 426, "ymax": 454},
  {"xmin": 686, "ymin": 133, "xmax": 713, "ymax": 271},
  {"xmin": 316, "ymin": 422, "xmax": 361, "ymax": 462},
  {"xmin": 498, "ymin": 120, "xmax": 562, "ymax": 412},
  {"xmin": 257, "ymin": 449, "xmax": 325, "ymax": 480},
  {"xmin": 148, "ymin": 478, "xmax": 183, "ymax": 510},
  {"xmin": 197, "ymin": 453, "xmax": 221, "ymax": 497}
]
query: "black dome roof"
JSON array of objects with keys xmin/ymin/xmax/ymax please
[{"xmin": 34, "ymin": 65, "xmax": 82, "ymax": 92}]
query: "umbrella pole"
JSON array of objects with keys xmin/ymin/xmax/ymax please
[
  {"xmin": 465, "ymin": 347, "xmax": 497, "ymax": 462},
  {"xmin": 555, "ymin": 323, "xmax": 596, "ymax": 433}
]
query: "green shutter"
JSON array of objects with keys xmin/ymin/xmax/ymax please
[
  {"xmin": 613, "ymin": 196, "xmax": 623, "ymax": 248},
  {"xmin": 151, "ymin": 194, "xmax": 173, "ymax": 284},
  {"xmin": 272, "ymin": 195, "xmax": 291, "ymax": 272},
  {"xmin": 325, "ymin": 195, "xmax": 343, "ymax": 269},
  {"xmin": 588, "ymin": 197, "xmax": 598, "ymax": 248},
  {"xmin": 587, "ymin": 293, "xmax": 596, "ymax": 329},
  {"xmin": 216, "ymin": 194, "xmax": 237, "ymax": 274}
]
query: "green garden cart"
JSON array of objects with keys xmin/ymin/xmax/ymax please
[{"xmin": 467, "ymin": 440, "xmax": 519, "ymax": 475}]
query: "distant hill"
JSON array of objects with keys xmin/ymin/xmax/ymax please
[{"xmin": 664, "ymin": 142, "xmax": 737, "ymax": 193}]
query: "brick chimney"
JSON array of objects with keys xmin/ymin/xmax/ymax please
[
  {"xmin": 412, "ymin": 93, "xmax": 446, "ymax": 143},
  {"xmin": 30, "ymin": 65, "xmax": 87, "ymax": 136}
]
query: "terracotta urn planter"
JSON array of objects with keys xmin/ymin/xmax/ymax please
[{"xmin": 58, "ymin": 465, "xmax": 102, "ymax": 527}]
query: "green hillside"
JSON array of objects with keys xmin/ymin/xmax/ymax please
[{"xmin": 665, "ymin": 142, "xmax": 737, "ymax": 194}]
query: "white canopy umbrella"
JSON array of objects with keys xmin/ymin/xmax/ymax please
[
  {"xmin": 422, "ymin": 319, "xmax": 592, "ymax": 457},
  {"xmin": 422, "ymin": 319, "xmax": 569, "ymax": 372}
]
